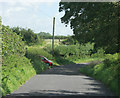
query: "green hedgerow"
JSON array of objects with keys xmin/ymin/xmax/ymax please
[
  {"xmin": 80, "ymin": 53, "xmax": 120, "ymax": 95},
  {"xmin": 2, "ymin": 55, "xmax": 36, "ymax": 96}
]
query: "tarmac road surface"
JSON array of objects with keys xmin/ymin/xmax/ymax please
[{"xmin": 7, "ymin": 63, "xmax": 114, "ymax": 97}]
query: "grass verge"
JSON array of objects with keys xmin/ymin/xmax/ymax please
[
  {"xmin": 73, "ymin": 57, "xmax": 104, "ymax": 63},
  {"xmin": 79, "ymin": 53, "xmax": 120, "ymax": 95},
  {"xmin": 2, "ymin": 55, "xmax": 36, "ymax": 96}
]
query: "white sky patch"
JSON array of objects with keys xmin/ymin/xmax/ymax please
[
  {"xmin": 0, "ymin": 1, "xmax": 73, "ymax": 36},
  {"xmin": 55, "ymin": 12, "xmax": 73, "ymax": 36},
  {"xmin": 5, "ymin": 7, "xmax": 26, "ymax": 17}
]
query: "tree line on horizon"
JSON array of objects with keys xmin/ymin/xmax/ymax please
[
  {"xmin": 2, "ymin": 26, "xmax": 69, "ymax": 46},
  {"xmin": 38, "ymin": 32, "xmax": 69, "ymax": 39}
]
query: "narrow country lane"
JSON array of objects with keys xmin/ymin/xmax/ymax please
[{"xmin": 7, "ymin": 63, "xmax": 114, "ymax": 97}]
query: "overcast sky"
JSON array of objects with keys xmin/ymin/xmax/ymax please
[{"xmin": 0, "ymin": 0, "xmax": 73, "ymax": 36}]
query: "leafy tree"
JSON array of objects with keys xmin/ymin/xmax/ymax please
[
  {"xmin": 62, "ymin": 35, "xmax": 78, "ymax": 45},
  {"xmin": 1, "ymin": 25, "xmax": 37, "ymax": 96},
  {"xmin": 2, "ymin": 25, "xmax": 25, "ymax": 57},
  {"xmin": 55, "ymin": 35, "xmax": 68, "ymax": 39},
  {"xmin": 59, "ymin": 2, "xmax": 119, "ymax": 53},
  {"xmin": 12, "ymin": 27, "xmax": 42, "ymax": 45},
  {"xmin": 38, "ymin": 32, "xmax": 69, "ymax": 39},
  {"xmin": 38, "ymin": 32, "xmax": 52, "ymax": 39}
]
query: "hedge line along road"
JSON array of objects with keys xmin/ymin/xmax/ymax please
[{"xmin": 7, "ymin": 63, "xmax": 114, "ymax": 97}]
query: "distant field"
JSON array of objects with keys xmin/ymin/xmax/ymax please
[
  {"xmin": 28, "ymin": 39, "xmax": 65, "ymax": 49},
  {"xmin": 45, "ymin": 39, "xmax": 64, "ymax": 45}
]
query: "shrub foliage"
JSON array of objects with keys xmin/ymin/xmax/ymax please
[
  {"xmin": 2, "ymin": 26, "xmax": 25, "ymax": 57},
  {"xmin": 1, "ymin": 25, "xmax": 36, "ymax": 96},
  {"xmin": 80, "ymin": 53, "xmax": 120, "ymax": 95}
]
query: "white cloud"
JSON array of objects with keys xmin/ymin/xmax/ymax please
[
  {"xmin": 15, "ymin": 7, "xmax": 26, "ymax": 11},
  {"xmin": 1, "ymin": 1, "xmax": 73, "ymax": 36},
  {"xmin": 5, "ymin": 7, "xmax": 26, "ymax": 17}
]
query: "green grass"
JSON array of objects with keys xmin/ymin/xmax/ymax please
[
  {"xmin": 25, "ymin": 45, "xmax": 120, "ymax": 96},
  {"xmin": 25, "ymin": 47, "xmax": 53, "ymax": 74},
  {"xmin": 44, "ymin": 39, "xmax": 64, "ymax": 45},
  {"xmin": 2, "ymin": 43, "xmax": 119, "ymax": 96},
  {"xmin": 26, "ymin": 44, "xmax": 106, "ymax": 66},
  {"xmin": 2, "ymin": 55, "xmax": 36, "ymax": 96},
  {"xmin": 74, "ymin": 57, "xmax": 104, "ymax": 63},
  {"xmin": 25, "ymin": 46, "xmax": 75, "ymax": 66},
  {"xmin": 79, "ymin": 53, "xmax": 120, "ymax": 95}
]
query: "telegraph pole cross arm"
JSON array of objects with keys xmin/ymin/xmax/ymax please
[{"xmin": 52, "ymin": 17, "xmax": 55, "ymax": 57}]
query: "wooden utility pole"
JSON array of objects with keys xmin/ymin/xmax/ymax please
[{"xmin": 52, "ymin": 17, "xmax": 55, "ymax": 57}]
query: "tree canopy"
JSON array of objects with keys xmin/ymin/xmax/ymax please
[
  {"xmin": 38, "ymin": 32, "xmax": 68, "ymax": 39},
  {"xmin": 38, "ymin": 32, "xmax": 52, "ymax": 39},
  {"xmin": 12, "ymin": 27, "xmax": 41, "ymax": 45},
  {"xmin": 59, "ymin": 2, "xmax": 119, "ymax": 53}
]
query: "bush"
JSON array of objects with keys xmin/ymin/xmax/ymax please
[
  {"xmin": 2, "ymin": 55, "xmax": 36, "ymax": 96},
  {"xmin": 91, "ymin": 48, "xmax": 105, "ymax": 58},
  {"xmin": 12, "ymin": 27, "xmax": 44, "ymax": 46},
  {"xmin": 25, "ymin": 47, "xmax": 54, "ymax": 73},
  {"xmin": 43, "ymin": 44, "xmax": 52, "ymax": 54},
  {"xmin": 26, "ymin": 47, "xmax": 53, "ymax": 60},
  {"xmin": 2, "ymin": 26, "xmax": 25, "ymax": 57},
  {"xmin": 30, "ymin": 58, "xmax": 49, "ymax": 74},
  {"xmin": 54, "ymin": 45, "xmax": 78, "ymax": 57},
  {"xmin": 54, "ymin": 43, "xmax": 95, "ymax": 58},
  {"xmin": 26, "ymin": 46, "xmax": 75, "ymax": 66},
  {"xmin": 80, "ymin": 53, "xmax": 120, "ymax": 95},
  {"xmin": 1, "ymin": 25, "xmax": 37, "ymax": 96},
  {"xmin": 61, "ymin": 36, "xmax": 78, "ymax": 45}
]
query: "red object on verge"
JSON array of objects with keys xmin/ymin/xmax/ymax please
[{"xmin": 40, "ymin": 56, "xmax": 52, "ymax": 66}]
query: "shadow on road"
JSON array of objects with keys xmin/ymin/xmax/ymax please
[
  {"xmin": 9, "ymin": 89, "xmax": 111, "ymax": 96},
  {"xmin": 40, "ymin": 63, "xmax": 89, "ymax": 75},
  {"xmin": 5, "ymin": 89, "xmax": 116, "ymax": 98},
  {"xmin": 4, "ymin": 63, "xmax": 116, "ymax": 98}
]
